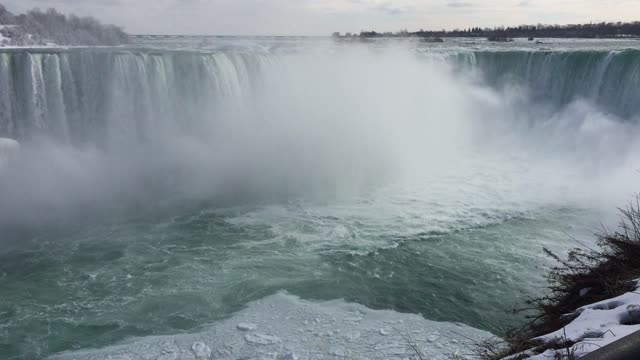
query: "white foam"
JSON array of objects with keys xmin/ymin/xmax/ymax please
[{"xmin": 48, "ymin": 292, "xmax": 492, "ymax": 360}]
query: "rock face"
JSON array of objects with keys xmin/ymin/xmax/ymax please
[{"xmin": 46, "ymin": 292, "xmax": 492, "ymax": 360}]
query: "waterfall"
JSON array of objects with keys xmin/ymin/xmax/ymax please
[
  {"xmin": 1, "ymin": 48, "xmax": 639, "ymax": 146},
  {"xmin": 455, "ymin": 50, "xmax": 640, "ymax": 118},
  {"xmin": 0, "ymin": 50, "xmax": 267, "ymax": 146}
]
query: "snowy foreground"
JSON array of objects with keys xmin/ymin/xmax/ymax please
[
  {"xmin": 49, "ymin": 293, "xmax": 492, "ymax": 360},
  {"xmin": 44, "ymin": 286, "xmax": 640, "ymax": 360},
  {"xmin": 512, "ymin": 282, "xmax": 640, "ymax": 359}
]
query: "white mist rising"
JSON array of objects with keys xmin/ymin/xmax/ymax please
[{"xmin": 0, "ymin": 45, "xmax": 638, "ymax": 228}]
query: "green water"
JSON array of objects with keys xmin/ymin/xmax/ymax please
[{"xmin": 0, "ymin": 192, "xmax": 597, "ymax": 359}]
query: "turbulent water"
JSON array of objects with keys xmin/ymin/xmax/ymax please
[{"xmin": 1, "ymin": 37, "xmax": 640, "ymax": 359}]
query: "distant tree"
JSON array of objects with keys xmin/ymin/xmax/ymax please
[
  {"xmin": 343, "ymin": 21, "xmax": 640, "ymax": 40},
  {"xmin": 0, "ymin": 4, "xmax": 129, "ymax": 46}
]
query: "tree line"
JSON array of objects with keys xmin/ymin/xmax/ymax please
[
  {"xmin": 0, "ymin": 4, "xmax": 129, "ymax": 46},
  {"xmin": 348, "ymin": 21, "xmax": 640, "ymax": 39}
]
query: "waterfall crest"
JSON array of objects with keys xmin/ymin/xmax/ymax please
[
  {"xmin": 0, "ymin": 50, "xmax": 270, "ymax": 145},
  {"xmin": 455, "ymin": 50, "xmax": 640, "ymax": 118}
]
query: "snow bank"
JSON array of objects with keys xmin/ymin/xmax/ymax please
[
  {"xmin": 511, "ymin": 281, "xmax": 640, "ymax": 359},
  {"xmin": 0, "ymin": 25, "xmax": 8, "ymax": 44},
  {"xmin": 48, "ymin": 292, "xmax": 493, "ymax": 360}
]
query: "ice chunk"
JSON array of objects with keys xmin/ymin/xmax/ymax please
[
  {"xmin": 345, "ymin": 331, "xmax": 360, "ymax": 341},
  {"xmin": 280, "ymin": 352, "xmax": 298, "ymax": 360},
  {"xmin": 191, "ymin": 342, "xmax": 211, "ymax": 359},
  {"xmin": 237, "ymin": 323, "xmax": 258, "ymax": 331},
  {"xmin": 156, "ymin": 352, "xmax": 178, "ymax": 360},
  {"xmin": 330, "ymin": 347, "xmax": 346, "ymax": 357},
  {"xmin": 245, "ymin": 333, "xmax": 281, "ymax": 346}
]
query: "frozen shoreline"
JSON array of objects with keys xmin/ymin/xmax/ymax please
[{"xmin": 48, "ymin": 292, "xmax": 493, "ymax": 360}]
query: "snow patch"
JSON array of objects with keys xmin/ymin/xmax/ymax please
[
  {"xmin": 0, "ymin": 27, "xmax": 8, "ymax": 44},
  {"xmin": 514, "ymin": 281, "xmax": 640, "ymax": 359}
]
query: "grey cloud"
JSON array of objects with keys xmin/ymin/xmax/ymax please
[
  {"xmin": 447, "ymin": 1, "xmax": 473, "ymax": 7},
  {"xmin": 30, "ymin": 0, "xmax": 122, "ymax": 4},
  {"xmin": 376, "ymin": 4, "xmax": 407, "ymax": 15}
]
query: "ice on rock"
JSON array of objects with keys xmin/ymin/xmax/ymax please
[
  {"xmin": 237, "ymin": 323, "xmax": 258, "ymax": 331},
  {"xmin": 245, "ymin": 333, "xmax": 281, "ymax": 345},
  {"xmin": 191, "ymin": 342, "xmax": 211, "ymax": 359}
]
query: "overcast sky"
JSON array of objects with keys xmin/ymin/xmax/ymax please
[{"xmin": 3, "ymin": 0, "xmax": 640, "ymax": 35}]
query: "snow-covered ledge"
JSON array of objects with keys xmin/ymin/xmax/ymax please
[{"xmin": 509, "ymin": 281, "xmax": 640, "ymax": 359}]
